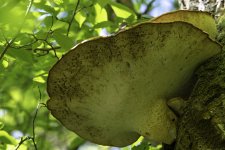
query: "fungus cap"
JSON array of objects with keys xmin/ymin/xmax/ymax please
[
  {"xmin": 47, "ymin": 12, "xmax": 221, "ymax": 147},
  {"xmin": 151, "ymin": 10, "xmax": 217, "ymax": 39}
]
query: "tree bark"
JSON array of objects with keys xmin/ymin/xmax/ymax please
[
  {"xmin": 178, "ymin": 0, "xmax": 225, "ymax": 16},
  {"xmin": 171, "ymin": 1, "xmax": 225, "ymax": 149},
  {"xmin": 174, "ymin": 53, "xmax": 225, "ymax": 150}
]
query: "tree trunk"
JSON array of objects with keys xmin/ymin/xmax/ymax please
[
  {"xmin": 169, "ymin": 1, "xmax": 225, "ymax": 149},
  {"xmin": 178, "ymin": 0, "xmax": 225, "ymax": 16}
]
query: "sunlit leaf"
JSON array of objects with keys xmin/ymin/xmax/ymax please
[
  {"xmin": 49, "ymin": 0, "xmax": 64, "ymax": 5},
  {"xmin": 94, "ymin": 21, "xmax": 114, "ymax": 29},
  {"xmin": 34, "ymin": 0, "xmax": 42, "ymax": 3},
  {"xmin": 94, "ymin": 3, "xmax": 108, "ymax": 24},
  {"xmin": 33, "ymin": 76, "xmax": 46, "ymax": 83},
  {"xmin": 132, "ymin": 142, "xmax": 149, "ymax": 150},
  {"xmin": 0, "ymin": 131, "xmax": 17, "ymax": 145},
  {"xmin": 0, "ymin": 122, "xmax": 4, "ymax": 129},
  {"xmin": 2, "ymin": 60, "xmax": 8, "ymax": 68},
  {"xmin": 109, "ymin": 1, "xmax": 136, "ymax": 19},
  {"xmin": 75, "ymin": 11, "xmax": 86, "ymax": 28}
]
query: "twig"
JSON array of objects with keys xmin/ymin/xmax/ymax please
[
  {"xmin": 33, "ymin": 47, "xmax": 61, "ymax": 51},
  {"xmin": 15, "ymin": 136, "xmax": 31, "ymax": 150},
  {"xmin": 0, "ymin": 39, "xmax": 14, "ymax": 60},
  {"xmin": 14, "ymin": 87, "xmax": 47, "ymax": 150},
  {"xmin": 8, "ymin": 29, "xmax": 60, "ymax": 58},
  {"xmin": 67, "ymin": 0, "xmax": 80, "ymax": 36},
  {"xmin": 0, "ymin": 0, "xmax": 34, "ymax": 61},
  {"xmin": 31, "ymin": 103, "xmax": 49, "ymax": 149},
  {"xmin": 31, "ymin": 88, "xmax": 47, "ymax": 150},
  {"xmin": 11, "ymin": 45, "xmax": 61, "ymax": 51},
  {"xmin": 9, "ymin": 37, "xmax": 38, "ymax": 50},
  {"xmin": 45, "ymin": 16, "xmax": 54, "ymax": 39},
  {"xmin": 143, "ymin": 0, "xmax": 156, "ymax": 14},
  {"xmin": 32, "ymin": 106, "xmax": 39, "ymax": 150},
  {"xmin": 45, "ymin": 41, "xmax": 59, "ymax": 59},
  {"xmin": 76, "ymin": 3, "xmax": 94, "ymax": 12},
  {"xmin": 38, "ymin": 86, "xmax": 42, "ymax": 101},
  {"xmin": 0, "ymin": 29, "xmax": 9, "ymax": 43}
]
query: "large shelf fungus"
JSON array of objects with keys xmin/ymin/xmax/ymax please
[
  {"xmin": 47, "ymin": 11, "xmax": 222, "ymax": 147},
  {"xmin": 151, "ymin": 10, "xmax": 218, "ymax": 39}
]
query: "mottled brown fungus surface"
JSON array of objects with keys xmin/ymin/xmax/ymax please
[{"xmin": 47, "ymin": 11, "xmax": 221, "ymax": 147}]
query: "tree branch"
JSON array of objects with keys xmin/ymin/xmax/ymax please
[
  {"xmin": 0, "ymin": 39, "xmax": 14, "ymax": 60},
  {"xmin": 143, "ymin": 0, "xmax": 156, "ymax": 14},
  {"xmin": 0, "ymin": 0, "xmax": 34, "ymax": 61},
  {"xmin": 15, "ymin": 136, "xmax": 32, "ymax": 150},
  {"xmin": 67, "ymin": 0, "xmax": 80, "ymax": 36},
  {"xmin": 14, "ymin": 103, "xmax": 47, "ymax": 150}
]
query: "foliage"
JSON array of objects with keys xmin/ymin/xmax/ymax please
[{"xmin": 0, "ymin": 0, "xmax": 175, "ymax": 149}]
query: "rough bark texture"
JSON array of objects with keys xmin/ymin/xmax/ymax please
[
  {"xmin": 175, "ymin": 52, "xmax": 225, "ymax": 150},
  {"xmin": 179, "ymin": 0, "xmax": 225, "ymax": 17},
  {"xmin": 171, "ymin": 1, "xmax": 225, "ymax": 150}
]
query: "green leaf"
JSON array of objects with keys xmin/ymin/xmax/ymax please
[
  {"xmin": 33, "ymin": 76, "xmax": 46, "ymax": 83},
  {"xmin": 21, "ymin": 19, "xmax": 35, "ymax": 34},
  {"xmin": 7, "ymin": 48, "xmax": 33, "ymax": 63},
  {"xmin": 109, "ymin": 1, "xmax": 136, "ymax": 19},
  {"xmin": 15, "ymin": 33, "xmax": 33, "ymax": 46},
  {"xmin": 34, "ymin": 3, "xmax": 57, "ymax": 16},
  {"xmin": 94, "ymin": 21, "xmax": 114, "ymax": 29},
  {"xmin": 36, "ymin": 31, "xmax": 48, "ymax": 39},
  {"xmin": 32, "ymin": 41, "xmax": 43, "ymax": 51},
  {"xmin": 132, "ymin": 142, "xmax": 150, "ymax": 150},
  {"xmin": 97, "ymin": 0, "xmax": 109, "ymax": 8},
  {"xmin": 53, "ymin": 30, "xmax": 74, "ymax": 49},
  {"xmin": 49, "ymin": 0, "xmax": 64, "ymax": 5},
  {"xmin": 68, "ymin": 137, "xmax": 85, "ymax": 149},
  {"xmin": 52, "ymin": 20, "xmax": 68, "ymax": 30},
  {"xmin": 0, "ymin": 2, "xmax": 26, "ymax": 28},
  {"xmin": 94, "ymin": 3, "xmax": 108, "ymax": 24},
  {"xmin": 75, "ymin": 11, "xmax": 86, "ymax": 28},
  {"xmin": 0, "ymin": 122, "xmax": 4, "ymax": 129},
  {"xmin": 2, "ymin": 60, "xmax": 9, "ymax": 68},
  {"xmin": 126, "ymin": 14, "xmax": 137, "ymax": 24},
  {"xmin": 43, "ymin": 16, "xmax": 54, "ymax": 29},
  {"xmin": 0, "ymin": 144, "xmax": 6, "ymax": 150},
  {"xmin": 0, "ymin": 131, "xmax": 17, "ymax": 145}
]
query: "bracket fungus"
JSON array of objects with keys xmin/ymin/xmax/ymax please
[
  {"xmin": 47, "ymin": 10, "xmax": 221, "ymax": 147},
  {"xmin": 151, "ymin": 10, "xmax": 218, "ymax": 39}
]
